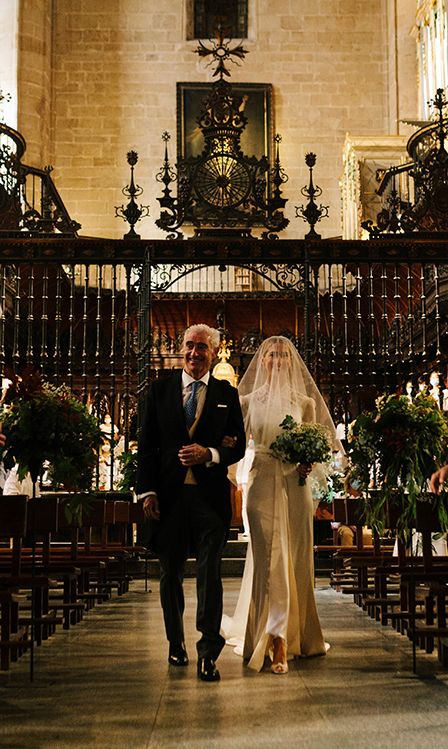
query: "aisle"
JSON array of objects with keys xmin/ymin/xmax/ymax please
[{"xmin": 1, "ymin": 579, "xmax": 448, "ymax": 749}]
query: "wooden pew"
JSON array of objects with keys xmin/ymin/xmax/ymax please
[
  {"xmin": 0, "ymin": 496, "xmax": 29, "ymax": 670},
  {"xmin": 80, "ymin": 499, "xmax": 129, "ymax": 598},
  {"xmin": 0, "ymin": 496, "xmax": 81, "ymax": 637},
  {"xmin": 0, "ymin": 495, "xmax": 57, "ymax": 650},
  {"xmin": 28, "ymin": 496, "xmax": 85, "ymax": 629},
  {"xmin": 45, "ymin": 495, "xmax": 131, "ymax": 600}
]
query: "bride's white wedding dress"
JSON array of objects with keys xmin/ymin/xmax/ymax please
[{"xmin": 222, "ymin": 388, "xmax": 327, "ymax": 671}]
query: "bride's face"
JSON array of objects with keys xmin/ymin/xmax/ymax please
[{"xmin": 263, "ymin": 344, "xmax": 291, "ymax": 379}]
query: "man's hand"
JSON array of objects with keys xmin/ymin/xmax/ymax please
[
  {"xmin": 429, "ymin": 464, "xmax": 448, "ymax": 495},
  {"xmin": 143, "ymin": 494, "xmax": 160, "ymax": 520},
  {"xmin": 221, "ymin": 435, "xmax": 237, "ymax": 448},
  {"xmin": 178, "ymin": 443, "xmax": 212, "ymax": 466}
]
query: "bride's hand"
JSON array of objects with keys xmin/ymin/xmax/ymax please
[{"xmin": 296, "ymin": 463, "xmax": 312, "ymax": 479}]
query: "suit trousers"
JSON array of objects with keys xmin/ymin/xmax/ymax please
[{"xmin": 157, "ymin": 485, "xmax": 227, "ymax": 660}]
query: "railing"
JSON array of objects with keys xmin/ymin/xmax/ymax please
[
  {"xmin": 0, "ymin": 234, "xmax": 447, "ymax": 487},
  {"xmin": 0, "ymin": 122, "xmax": 80, "ymax": 237},
  {"xmin": 363, "ymin": 90, "xmax": 448, "ymax": 237},
  {"xmin": 0, "ymin": 238, "xmax": 143, "ymax": 492}
]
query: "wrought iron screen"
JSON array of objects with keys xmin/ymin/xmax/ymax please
[{"xmin": 1, "ymin": 237, "xmax": 448, "ymax": 488}]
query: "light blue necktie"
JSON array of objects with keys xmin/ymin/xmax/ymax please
[{"xmin": 184, "ymin": 380, "xmax": 201, "ymax": 428}]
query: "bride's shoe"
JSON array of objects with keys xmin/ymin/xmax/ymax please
[
  {"xmin": 271, "ymin": 661, "xmax": 288, "ymax": 674},
  {"xmin": 271, "ymin": 636, "xmax": 288, "ymax": 674}
]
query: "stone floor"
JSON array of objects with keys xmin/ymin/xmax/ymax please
[{"xmin": 2, "ymin": 578, "xmax": 448, "ymax": 749}]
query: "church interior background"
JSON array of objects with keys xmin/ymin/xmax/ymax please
[
  {"xmin": 5, "ymin": 3, "xmax": 448, "ymax": 745},
  {"xmin": 1, "ymin": 0, "xmax": 448, "ymax": 495}
]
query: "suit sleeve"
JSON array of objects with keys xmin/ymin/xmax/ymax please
[
  {"xmin": 216, "ymin": 386, "xmax": 246, "ymax": 467},
  {"xmin": 136, "ymin": 387, "xmax": 160, "ymax": 495}
]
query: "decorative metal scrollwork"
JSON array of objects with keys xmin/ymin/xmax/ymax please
[
  {"xmin": 194, "ymin": 153, "xmax": 251, "ymax": 208},
  {"xmin": 364, "ymin": 88, "xmax": 448, "ymax": 237},
  {"xmin": 155, "ymin": 28, "xmax": 289, "ymax": 239},
  {"xmin": 149, "ymin": 262, "xmax": 305, "ymax": 292},
  {"xmin": 0, "ymin": 91, "xmax": 80, "ymax": 237}
]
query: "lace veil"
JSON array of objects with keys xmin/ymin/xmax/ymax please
[{"xmin": 238, "ymin": 336, "xmax": 343, "ymax": 453}]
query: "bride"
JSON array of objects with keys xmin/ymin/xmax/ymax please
[{"xmin": 222, "ymin": 336, "xmax": 342, "ymax": 673}]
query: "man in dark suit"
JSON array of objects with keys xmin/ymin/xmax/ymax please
[{"xmin": 137, "ymin": 324, "xmax": 245, "ymax": 682}]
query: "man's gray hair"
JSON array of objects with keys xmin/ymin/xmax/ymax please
[{"xmin": 184, "ymin": 324, "xmax": 220, "ymax": 351}]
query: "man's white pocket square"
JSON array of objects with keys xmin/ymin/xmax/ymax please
[{"xmin": 217, "ymin": 404, "xmax": 228, "ymax": 408}]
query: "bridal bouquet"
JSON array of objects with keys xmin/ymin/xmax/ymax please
[{"xmin": 270, "ymin": 415, "xmax": 332, "ymax": 486}]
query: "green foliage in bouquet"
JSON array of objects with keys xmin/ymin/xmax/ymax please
[
  {"xmin": 347, "ymin": 393, "xmax": 448, "ymax": 538},
  {"xmin": 0, "ymin": 369, "xmax": 103, "ymax": 499},
  {"xmin": 270, "ymin": 415, "xmax": 332, "ymax": 486}
]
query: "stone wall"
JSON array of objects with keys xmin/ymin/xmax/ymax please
[
  {"xmin": 17, "ymin": 0, "xmax": 53, "ymax": 167},
  {"xmin": 16, "ymin": 0, "xmax": 419, "ymax": 239}
]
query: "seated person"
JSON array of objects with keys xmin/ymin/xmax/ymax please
[
  {"xmin": 331, "ymin": 522, "xmax": 372, "ymax": 546},
  {"xmin": 331, "ymin": 522, "xmax": 355, "ymax": 546}
]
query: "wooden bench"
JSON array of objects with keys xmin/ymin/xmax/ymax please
[{"xmin": 0, "ymin": 496, "xmax": 29, "ymax": 671}]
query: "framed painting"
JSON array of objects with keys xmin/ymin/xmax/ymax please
[{"xmin": 176, "ymin": 82, "xmax": 274, "ymax": 165}]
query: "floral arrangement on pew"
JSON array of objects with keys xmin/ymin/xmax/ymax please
[
  {"xmin": 0, "ymin": 369, "xmax": 103, "ymax": 521},
  {"xmin": 270, "ymin": 415, "xmax": 332, "ymax": 486},
  {"xmin": 346, "ymin": 392, "xmax": 448, "ymax": 539}
]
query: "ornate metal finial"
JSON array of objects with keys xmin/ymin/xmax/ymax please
[
  {"xmin": 295, "ymin": 152, "xmax": 328, "ymax": 239},
  {"xmin": 270, "ymin": 135, "xmax": 289, "ymax": 209},
  {"xmin": 195, "ymin": 25, "xmax": 248, "ymax": 79},
  {"xmin": 155, "ymin": 133, "xmax": 184, "ymax": 239},
  {"xmin": 115, "ymin": 150, "xmax": 150, "ymax": 239},
  {"xmin": 429, "ymin": 88, "xmax": 447, "ymax": 120},
  {"xmin": 429, "ymin": 88, "xmax": 448, "ymax": 153}
]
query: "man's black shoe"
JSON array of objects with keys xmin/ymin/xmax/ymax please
[
  {"xmin": 197, "ymin": 656, "xmax": 220, "ymax": 682},
  {"xmin": 168, "ymin": 642, "xmax": 189, "ymax": 667}
]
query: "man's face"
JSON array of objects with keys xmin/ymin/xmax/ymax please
[{"xmin": 183, "ymin": 330, "xmax": 216, "ymax": 380}]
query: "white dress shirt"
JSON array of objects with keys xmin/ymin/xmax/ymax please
[{"xmin": 138, "ymin": 370, "xmax": 220, "ymax": 501}]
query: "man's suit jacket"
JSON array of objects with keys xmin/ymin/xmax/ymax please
[{"xmin": 137, "ymin": 371, "xmax": 246, "ymax": 525}]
